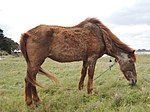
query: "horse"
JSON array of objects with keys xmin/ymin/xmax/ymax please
[{"xmin": 20, "ymin": 18, "xmax": 137, "ymax": 107}]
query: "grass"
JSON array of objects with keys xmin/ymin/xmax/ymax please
[{"xmin": 0, "ymin": 55, "xmax": 150, "ymax": 112}]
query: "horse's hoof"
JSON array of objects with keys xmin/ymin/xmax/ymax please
[
  {"xmin": 27, "ymin": 103, "xmax": 36, "ymax": 109},
  {"xmin": 33, "ymin": 97, "xmax": 40, "ymax": 102},
  {"xmin": 87, "ymin": 87, "xmax": 93, "ymax": 94},
  {"xmin": 34, "ymin": 99, "xmax": 41, "ymax": 105}
]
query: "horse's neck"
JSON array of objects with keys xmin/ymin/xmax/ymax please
[
  {"xmin": 106, "ymin": 43, "xmax": 128, "ymax": 61},
  {"xmin": 102, "ymin": 30, "xmax": 129, "ymax": 60}
]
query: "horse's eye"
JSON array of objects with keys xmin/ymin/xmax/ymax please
[{"xmin": 128, "ymin": 55, "xmax": 131, "ymax": 58}]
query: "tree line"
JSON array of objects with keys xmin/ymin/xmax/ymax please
[{"xmin": 0, "ymin": 28, "xmax": 19, "ymax": 54}]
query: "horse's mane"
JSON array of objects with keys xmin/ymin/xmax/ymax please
[{"xmin": 76, "ymin": 18, "xmax": 136, "ymax": 61}]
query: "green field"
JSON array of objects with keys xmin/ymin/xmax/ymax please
[{"xmin": 0, "ymin": 55, "xmax": 150, "ymax": 112}]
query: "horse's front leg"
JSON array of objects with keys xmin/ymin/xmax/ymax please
[
  {"xmin": 78, "ymin": 60, "xmax": 88, "ymax": 90},
  {"xmin": 87, "ymin": 58, "xmax": 97, "ymax": 94}
]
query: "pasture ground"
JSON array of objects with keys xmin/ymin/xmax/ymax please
[{"xmin": 0, "ymin": 55, "xmax": 150, "ymax": 112}]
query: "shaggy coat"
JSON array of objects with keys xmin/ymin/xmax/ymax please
[{"xmin": 20, "ymin": 18, "xmax": 137, "ymax": 107}]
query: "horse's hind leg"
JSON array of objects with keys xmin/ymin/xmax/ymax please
[
  {"xmin": 78, "ymin": 60, "xmax": 88, "ymax": 90},
  {"xmin": 32, "ymin": 75, "xmax": 40, "ymax": 103},
  {"xmin": 25, "ymin": 66, "xmax": 40, "ymax": 107},
  {"xmin": 24, "ymin": 75, "xmax": 32, "ymax": 106}
]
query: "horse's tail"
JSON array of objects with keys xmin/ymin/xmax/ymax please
[
  {"xmin": 20, "ymin": 33, "xmax": 30, "ymax": 63},
  {"xmin": 20, "ymin": 33, "xmax": 44, "ymax": 88},
  {"xmin": 39, "ymin": 67, "xmax": 60, "ymax": 84}
]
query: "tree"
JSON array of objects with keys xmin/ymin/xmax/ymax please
[{"xmin": 0, "ymin": 28, "xmax": 19, "ymax": 54}]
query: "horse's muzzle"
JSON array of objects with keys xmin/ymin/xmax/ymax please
[{"xmin": 129, "ymin": 79, "xmax": 137, "ymax": 86}]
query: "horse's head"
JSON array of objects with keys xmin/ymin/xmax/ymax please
[{"xmin": 117, "ymin": 50, "xmax": 137, "ymax": 86}]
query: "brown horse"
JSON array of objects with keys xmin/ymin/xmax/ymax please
[{"xmin": 20, "ymin": 18, "xmax": 137, "ymax": 107}]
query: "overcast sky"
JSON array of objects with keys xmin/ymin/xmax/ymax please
[{"xmin": 0, "ymin": 0, "xmax": 150, "ymax": 50}]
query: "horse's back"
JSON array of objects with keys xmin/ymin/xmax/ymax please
[{"xmin": 26, "ymin": 25, "xmax": 103, "ymax": 62}]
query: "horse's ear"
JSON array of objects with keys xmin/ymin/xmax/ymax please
[
  {"xmin": 130, "ymin": 50, "xmax": 135, "ymax": 55},
  {"xmin": 132, "ymin": 50, "xmax": 135, "ymax": 54}
]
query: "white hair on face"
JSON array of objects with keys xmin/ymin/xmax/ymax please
[{"xmin": 118, "ymin": 53, "xmax": 129, "ymax": 62}]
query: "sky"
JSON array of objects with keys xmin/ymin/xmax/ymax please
[{"xmin": 0, "ymin": 0, "xmax": 150, "ymax": 50}]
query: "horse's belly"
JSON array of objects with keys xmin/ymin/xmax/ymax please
[{"xmin": 49, "ymin": 48, "xmax": 85, "ymax": 62}]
